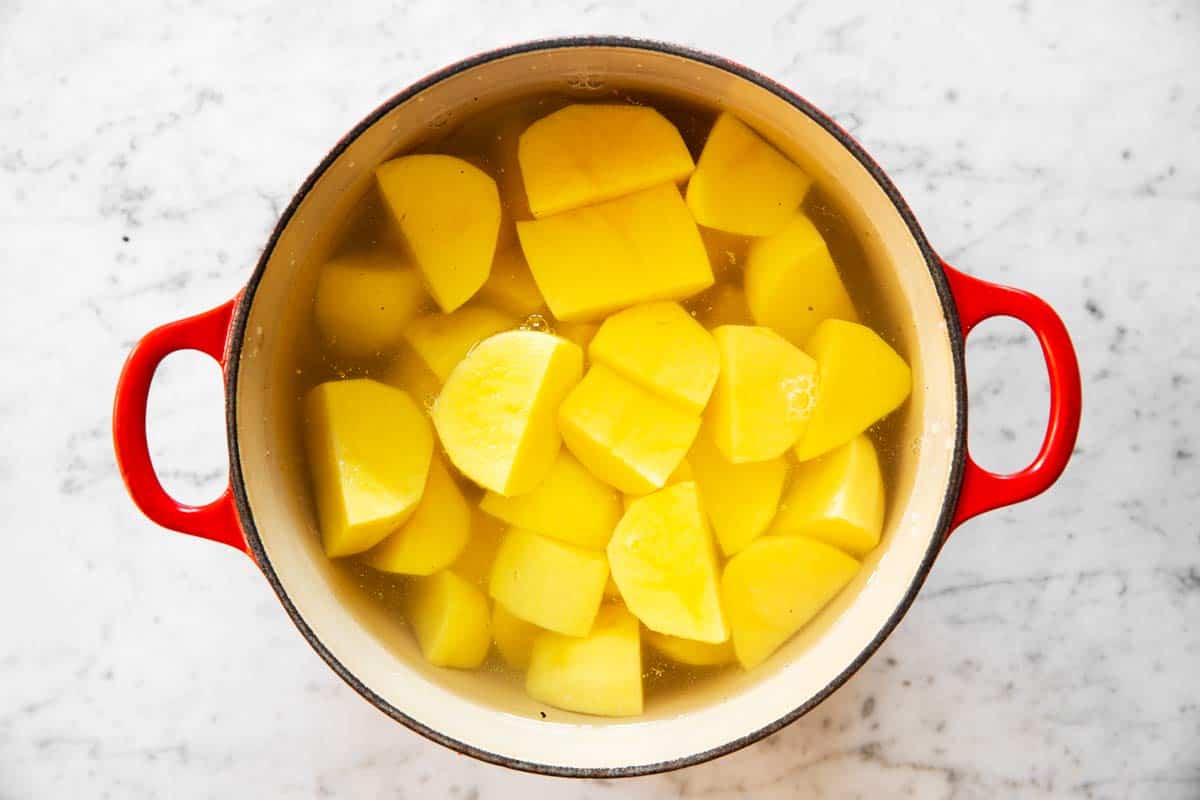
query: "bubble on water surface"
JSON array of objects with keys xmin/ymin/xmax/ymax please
[
  {"xmin": 781, "ymin": 374, "xmax": 817, "ymax": 420},
  {"xmin": 519, "ymin": 313, "xmax": 553, "ymax": 334}
]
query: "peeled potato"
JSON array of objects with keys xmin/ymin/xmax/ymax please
[
  {"xmin": 559, "ymin": 366, "xmax": 701, "ymax": 495},
  {"xmin": 707, "ymin": 325, "xmax": 818, "ymax": 463},
  {"xmin": 479, "ymin": 450, "xmax": 621, "ymax": 550},
  {"xmin": 689, "ymin": 433, "xmax": 787, "ymax": 556},
  {"xmin": 526, "ymin": 605, "xmax": 643, "ymax": 717},
  {"xmin": 489, "ymin": 528, "xmax": 609, "ymax": 637},
  {"xmin": 772, "ymin": 434, "xmax": 884, "ymax": 556},
  {"xmin": 686, "ymin": 113, "xmax": 812, "ymax": 236},
  {"xmin": 434, "ymin": 331, "xmax": 583, "ymax": 496},
  {"xmin": 519, "ymin": 104, "xmax": 695, "ymax": 218},
  {"xmin": 403, "ymin": 305, "xmax": 515, "ymax": 383},
  {"xmin": 517, "ymin": 184, "xmax": 713, "ymax": 322},
  {"xmin": 314, "ymin": 250, "xmax": 425, "ymax": 359},
  {"xmin": 644, "ymin": 630, "xmax": 735, "ymax": 667},
  {"xmin": 793, "ymin": 320, "xmax": 912, "ymax": 461},
  {"xmin": 362, "ymin": 457, "xmax": 470, "ymax": 575},
  {"xmin": 452, "ymin": 509, "xmax": 506, "ymax": 588},
  {"xmin": 745, "ymin": 214, "xmax": 857, "ymax": 347},
  {"xmin": 376, "ymin": 154, "xmax": 500, "ymax": 312},
  {"xmin": 722, "ymin": 536, "xmax": 859, "ymax": 669},
  {"xmin": 478, "ymin": 247, "xmax": 545, "ymax": 317},
  {"xmin": 408, "ymin": 570, "xmax": 492, "ymax": 668},
  {"xmin": 305, "ymin": 380, "xmax": 433, "ymax": 557},
  {"xmin": 493, "ymin": 602, "xmax": 541, "ymax": 670},
  {"xmin": 607, "ymin": 482, "xmax": 726, "ymax": 643},
  {"xmin": 589, "ymin": 301, "xmax": 720, "ymax": 414}
]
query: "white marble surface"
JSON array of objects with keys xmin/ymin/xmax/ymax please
[{"xmin": 2, "ymin": 0, "xmax": 1198, "ymax": 796}]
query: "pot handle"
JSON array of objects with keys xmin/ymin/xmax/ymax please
[
  {"xmin": 112, "ymin": 298, "xmax": 247, "ymax": 553},
  {"xmin": 942, "ymin": 263, "xmax": 1082, "ymax": 533}
]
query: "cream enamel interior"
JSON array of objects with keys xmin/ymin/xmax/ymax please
[{"xmin": 234, "ymin": 44, "xmax": 960, "ymax": 772}]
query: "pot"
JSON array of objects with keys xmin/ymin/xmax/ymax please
[{"xmin": 112, "ymin": 37, "xmax": 1081, "ymax": 777}]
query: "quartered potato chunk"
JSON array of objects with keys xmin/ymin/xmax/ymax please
[
  {"xmin": 644, "ymin": 630, "xmax": 735, "ymax": 667},
  {"xmin": 362, "ymin": 456, "xmax": 470, "ymax": 575},
  {"xmin": 526, "ymin": 605, "xmax": 643, "ymax": 717},
  {"xmin": 793, "ymin": 319, "xmax": 912, "ymax": 461},
  {"xmin": 376, "ymin": 154, "xmax": 501, "ymax": 312},
  {"xmin": 517, "ymin": 184, "xmax": 713, "ymax": 322},
  {"xmin": 305, "ymin": 379, "xmax": 434, "ymax": 557},
  {"xmin": 772, "ymin": 434, "xmax": 885, "ymax": 557},
  {"xmin": 608, "ymin": 482, "xmax": 727, "ymax": 643},
  {"xmin": 745, "ymin": 213, "xmax": 858, "ymax": 347},
  {"xmin": 722, "ymin": 535, "xmax": 859, "ymax": 669},
  {"xmin": 408, "ymin": 570, "xmax": 492, "ymax": 669},
  {"xmin": 519, "ymin": 104, "xmax": 695, "ymax": 218},
  {"xmin": 489, "ymin": 528, "xmax": 609, "ymax": 637},
  {"xmin": 689, "ymin": 432, "xmax": 788, "ymax": 556},
  {"xmin": 686, "ymin": 113, "xmax": 812, "ymax": 236},
  {"xmin": 313, "ymin": 249, "xmax": 425, "ymax": 359},
  {"xmin": 434, "ymin": 331, "xmax": 583, "ymax": 496},
  {"xmin": 403, "ymin": 305, "xmax": 515, "ymax": 383}
]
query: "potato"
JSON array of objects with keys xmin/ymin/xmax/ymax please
[
  {"xmin": 689, "ymin": 433, "xmax": 787, "ymax": 556},
  {"xmin": 707, "ymin": 325, "xmax": 818, "ymax": 463},
  {"xmin": 589, "ymin": 301, "xmax": 720, "ymax": 414},
  {"xmin": 525, "ymin": 605, "xmax": 643, "ymax": 717},
  {"xmin": 434, "ymin": 331, "xmax": 583, "ymax": 496},
  {"xmin": 644, "ymin": 630, "xmax": 735, "ymax": 667},
  {"xmin": 305, "ymin": 380, "xmax": 433, "ymax": 557},
  {"xmin": 721, "ymin": 535, "xmax": 859, "ymax": 669},
  {"xmin": 793, "ymin": 320, "xmax": 912, "ymax": 461},
  {"xmin": 697, "ymin": 284, "xmax": 754, "ymax": 328},
  {"xmin": 559, "ymin": 366, "xmax": 701, "ymax": 495},
  {"xmin": 489, "ymin": 528, "xmax": 609, "ymax": 636},
  {"xmin": 407, "ymin": 570, "xmax": 491, "ymax": 668},
  {"xmin": 452, "ymin": 508, "xmax": 506, "ymax": 588},
  {"xmin": 518, "ymin": 104, "xmax": 694, "ymax": 218},
  {"xmin": 362, "ymin": 457, "xmax": 470, "ymax": 575},
  {"xmin": 555, "ymin": 321, "xmax": 599, "ymax": 352},
  {"xmin": 517, "ymin": 184, "xmax": 713, "ymax": 322},
  {"xmin": 493, "ymin": 602, "xmax": 541, "ymax": 670},
  {"xmin": 313, "ymin": 249, "xmax": 425, "ymax": 359},
  {"xmin": 478, "ymin": 247, "xmax": 545, "ymax": 317},
  {"xmin": 479, "ymin": 450, "xmax": 621, "ymax": 550},
  {"xmin": 376, "ymin": 154, "xmax": 500, "ymax": 312},
  {"xmin": 622, "ymin": 458, "xmax": 693, "ymax": 511},
  {"xmin": 772, "ymin": 434, "xmax": 884, "ymax": 556},
  {"xmin": 403, "ymin": 305, "xmax": 515, "ymax": 382},
  {"xmin": 745, "ymin": 214, "xmax": 857, "ymax": 347},
  {"xmin": 685, "ymin": 113, "xmax": 812, "ymax": 236},
  {"xmin": 607, "ymin": 482, "xmax": 726, "ymax": 643}
]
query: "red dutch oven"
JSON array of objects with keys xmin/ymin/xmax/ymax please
[{"xmin": 113, "ymin": 38, "xmax": 1081, "ymax": 777}]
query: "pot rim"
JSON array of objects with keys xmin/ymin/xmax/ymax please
[{"xmin": 224, "ymin": 35, "xmax": 968, "ymax": 778}]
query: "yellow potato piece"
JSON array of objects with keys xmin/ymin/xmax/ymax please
[
  {"xmin": 526, "ymin": 605, "xmax": 643, "ymax": 717},
  {"xmin": 403, "ymin": 305, "xmax": 515, "ymax": 383},
  {"xmin": 559, "ymin": 366, "xmax": 701, "ymax": 495},
  {"xmin": 493, "ymin": 602, "xmax": 541, "ymax": 670},
  {"xmin": 794, "ymin": 320, "xmax": 912, "ymax": 461},
  {"xmin": 707, "ymin": 325, "xmax": 818, "ymax": 463},
  {"xmin": 361, "ymin": 457, "xmax": 470, "ymax": 575},
  {"xmin": 376, "ymin": 154, "xmax": 500, "ymax": 312},
  {"xmin": 452, "ymin": 509, "xmax": 506, "ymax": 588},
  {"xmin": 518, "ymin": 104, "xmax": 695, "ymax": 218},
  {"xmin": 489, "ymin": 528, "xmax": 609, "ymax": 636},
  {"xmin": 697, "ymin": 283, "xmax": 754, "ymax": 328},
  {"xmin": 608, "ymin": 482, "xmax": 727, "ymax": 643},
  {"xmin": 305, "ymin": 380, "xmax": 433, "ymax": 557},
  {"xmin": 622, "ymin": 458, "xmax": 692, "ymax": 511},
  {"xmin": 745, "ymin": 214, "xmax": 858, "ymax": 347},
  {"xmin": 517, "ymin": 184, "xmax": 713, "ymax": 322},
  {"xmin": 313, "ymin": 249, "xmax": 425, "ymax": 359},
  {"xmin": 722, "ymin": 535, "xmax": 860, "ymax": 669},
  {"xmin": 644, "ymin": 629, "xmax": 735, "ymax": 667},
  {"xmin": 407, "ymin": 570, "xmax": 491, "ymax": 668},
  {"xmin": 434, "ymin": 331, "xmax": 583, "ymax": 496},
  {"xmin": 479, "ymin": 449, "xmax": 621, "ymax": 550},
  {"xmin": 772, "ymin": 434, "xmax": 885, "ymax": 556},
  {"xmin": 555, "ymin": 321, "xmax": 599, "ymax": 352},
  {"xmin": 589, "ymin": 301, "xmax": 720, "ymax": 414},
  {"xmin": 686, "ymin": 113, "xmax": 812, "ymax": 236},
  {"xmin": 478, "ymin": 247, "xmax": 545, "ymax": 317},
  {"xmin": 689, "ymin": 433, "xmax": 788, "ymax": 556}
]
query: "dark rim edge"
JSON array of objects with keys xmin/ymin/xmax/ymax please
[{"xmin": 224, "ymin": 35, "xmax": 968, "ymax": 779}]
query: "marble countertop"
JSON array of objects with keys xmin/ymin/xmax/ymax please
[{"xmin": 3, "ymin": 0, "xmax": 1198, "ymax": 796}]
